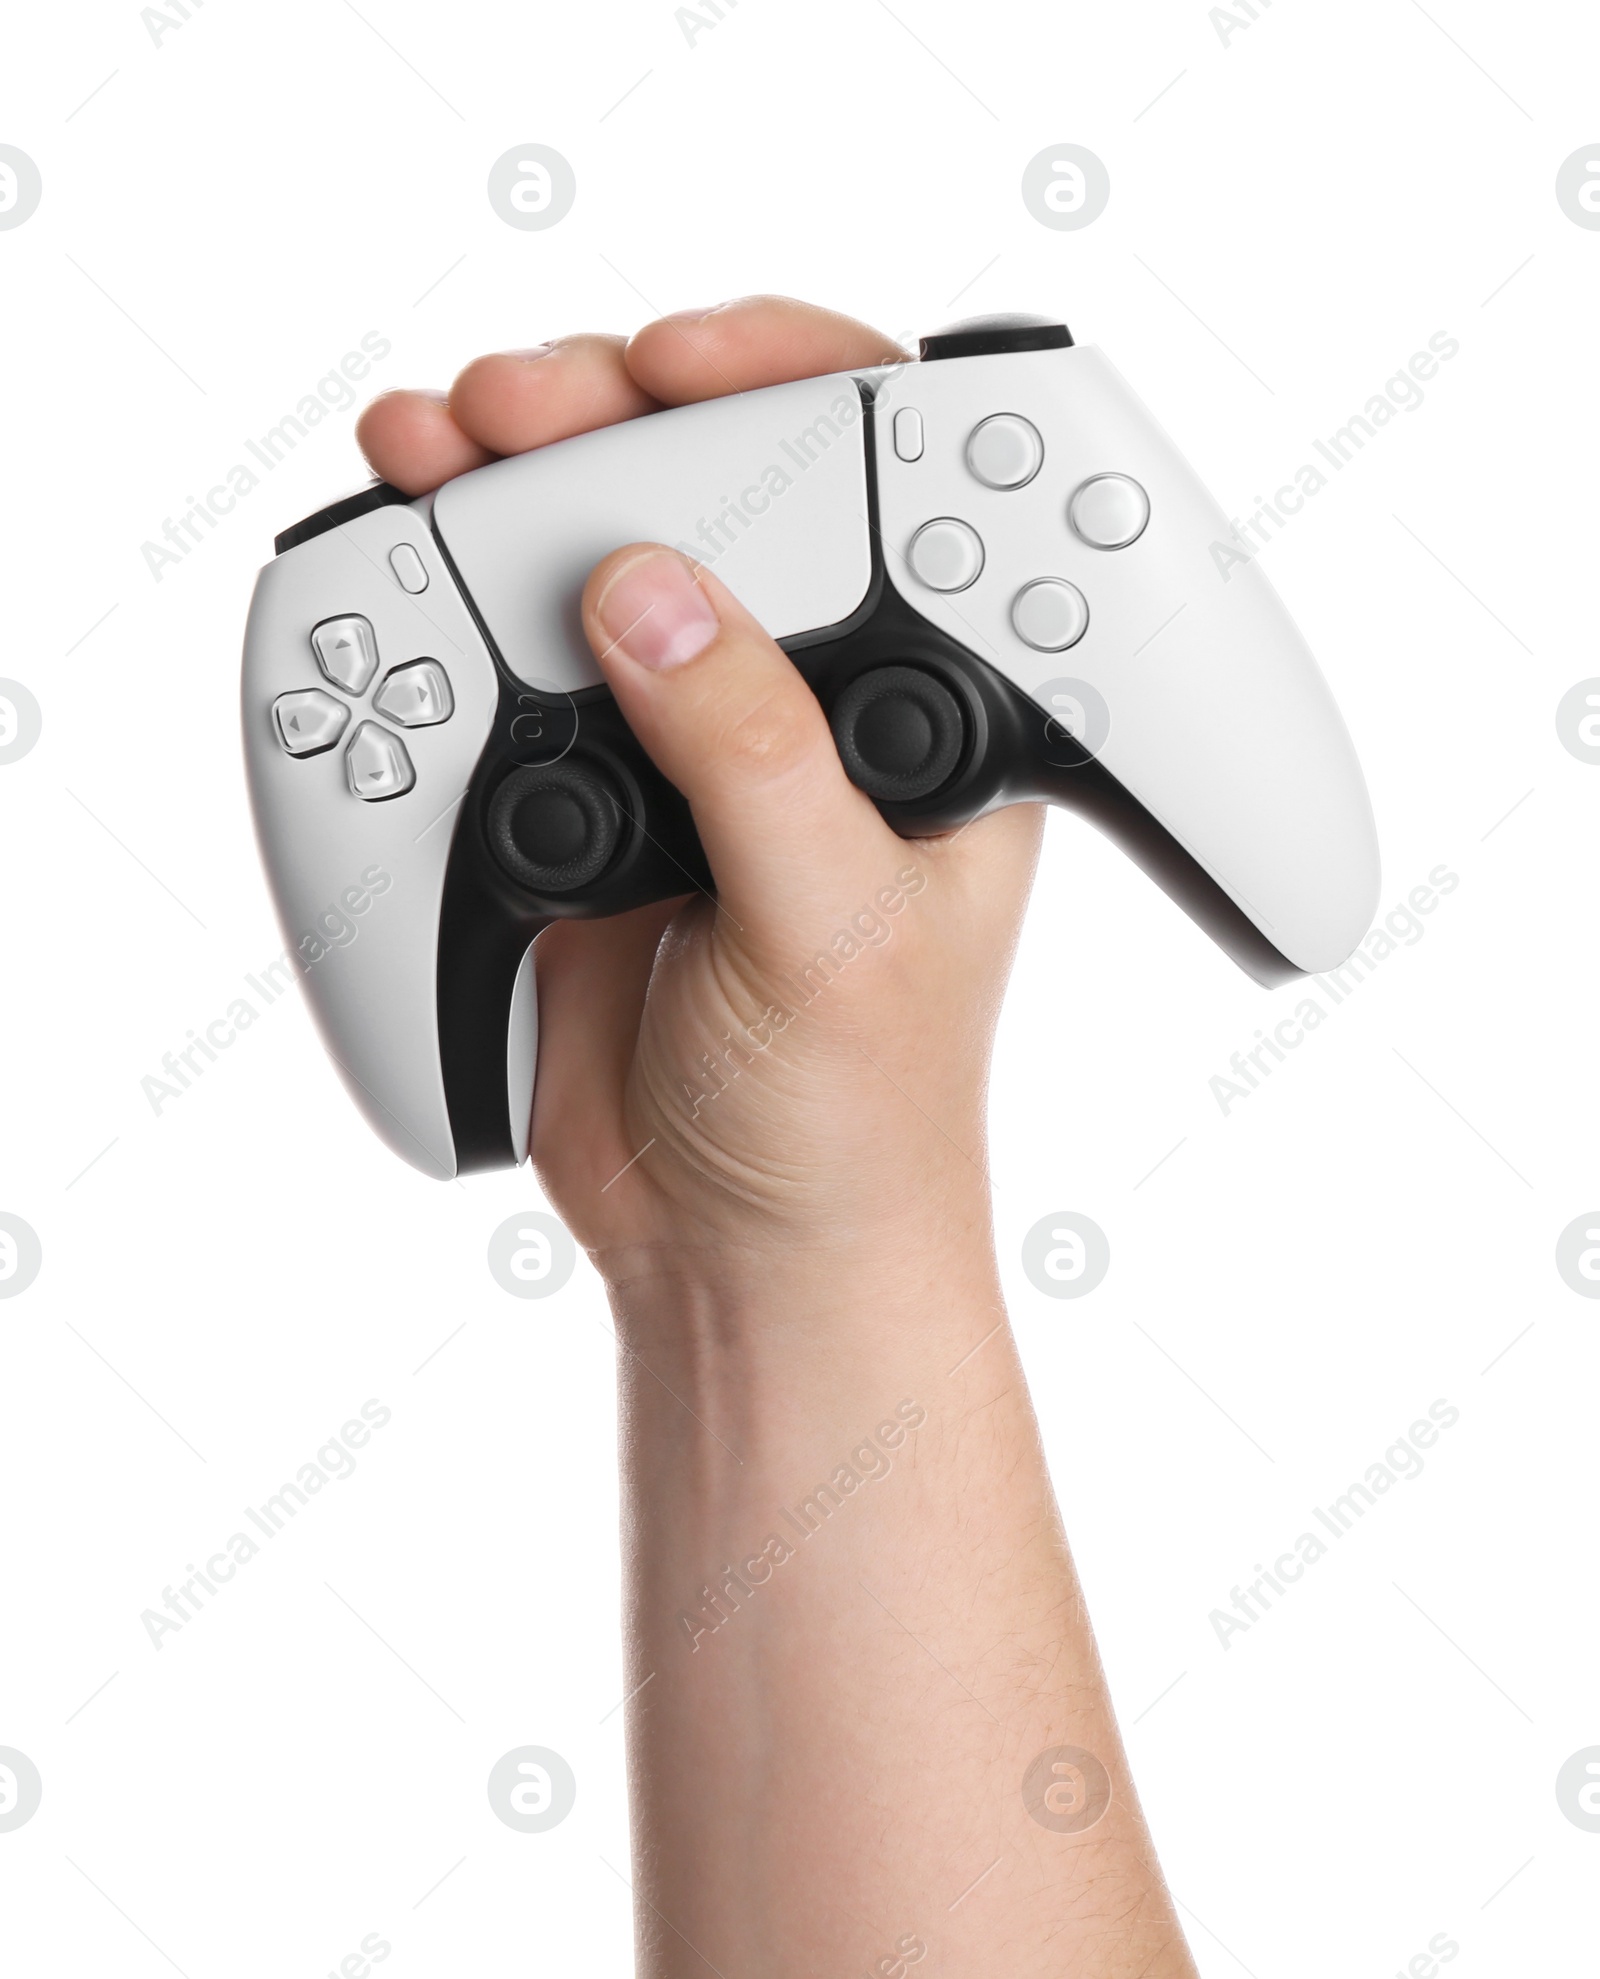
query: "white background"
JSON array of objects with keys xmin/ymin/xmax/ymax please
[{"xmin": 2, "ymin": 0, "xmax": 1597, "ymax": 1973}]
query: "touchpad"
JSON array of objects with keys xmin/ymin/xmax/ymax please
[{"xmin": 431, "ymin": 375, "xmax": 875, "ymax": 695}]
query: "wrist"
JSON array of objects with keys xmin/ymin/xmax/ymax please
[
  {"xmin": 596, "ymin": 1202, "xmax": 1002, "ymax": 1355},
  {"xmin": 596, "ymin": 1214, "xmax": 1016, "ymax": 1509}
]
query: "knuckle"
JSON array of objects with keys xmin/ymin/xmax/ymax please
[{"xmin": 711, "ymin": 685, "xmax": 826, "ymax": 785}]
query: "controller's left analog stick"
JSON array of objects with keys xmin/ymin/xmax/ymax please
[
  {"xmin": 830, "ymin": 666, "xmax": 967, "ymax": 804},
  {"xmin": 487, "ymin": 759, "xmax": 625, "ymax": 894}
]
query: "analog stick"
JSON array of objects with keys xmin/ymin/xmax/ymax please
[
  {"xmin": 487, "ymin": 759, "xmax": 626, "ymax": 894},
  {"xmin": 830, "ymin": 666, "xmax": 967, "ymax": 803}
]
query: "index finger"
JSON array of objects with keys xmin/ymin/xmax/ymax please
[{"xmin": 625, "ymin": 294, "xmax": 908, "ymax": 405}]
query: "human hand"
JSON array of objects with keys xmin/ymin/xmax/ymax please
[{"xmin": 359, "ymin": 298, "xmax": 1044, "ymax": 1284}]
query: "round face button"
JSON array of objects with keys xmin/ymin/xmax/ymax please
[
  {"xmin": 966, "ymin": 414, "xmax": 1044, "ymax": 490},
  {"xmin": 1069, "ymin": 474, "xmax": 1151, "ymax": 549},
  {"xmin": 1012, "ymin": 579, "xmax": 1089, "ymax": 652},
  {"xmin": 907, "ymin": 518, "xmax": 985, "ymax": 592}
]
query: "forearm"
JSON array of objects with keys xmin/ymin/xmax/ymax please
[{"xmin": 608, "ymin": 1224, "xmax": 1197, "ymax": 1979}]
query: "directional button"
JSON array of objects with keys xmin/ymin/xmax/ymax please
[
  {"xmin": 272, "ymin": 689, "xmax": 350, "ymax": 757},
  {"xmin": 374, "ymin": 658, "xmax": 453, "ymax": 728},
  {"xmin": 344, "ymin": 720, "xmax": 415, "ymax": 801},
  {"xmin": 312, "ymin": 615, "xmax": 379, "ymax": 695}
]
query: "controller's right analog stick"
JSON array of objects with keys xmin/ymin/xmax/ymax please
[
  {"xmin": 487, "ymin": 758, "xmax": 626, "ymax": 895},
  {"xmin": 830, "ymin": 666, "xmax": 968, "ymax": 804}
]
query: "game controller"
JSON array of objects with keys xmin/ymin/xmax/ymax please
[{"xmin": 243, "ymin": 312, "xmax": 1380, "ymax": 1179}]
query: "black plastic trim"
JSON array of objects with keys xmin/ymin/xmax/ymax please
[
  {"xmin": 275, "ymin": 482, "xmax": 412, "ymax": 555},
  {"xmin": 920, "ymin": 316, "xmax": 1074, "ymax": 362}
]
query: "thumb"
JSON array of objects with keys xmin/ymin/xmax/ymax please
[{"xmin": 581, "ymin": 544, "xmax": 894, "ymax": 933}]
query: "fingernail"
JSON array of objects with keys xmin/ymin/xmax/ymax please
[
  {"xmin": 597, "ymin": 552, "xmax": 719, "ymax": 670},
  {"xmin": 662, "ymin": 305, "xmax": 717, "ymax": 325},
  {"xmin": 505, "ymin": 342, "xmax": 556, "ymax": 361}
]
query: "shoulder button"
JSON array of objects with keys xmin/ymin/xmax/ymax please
[
  {"xmin": 275, "ymin": 482, "xmax": 414, "ymax": 555},
  {"xmin": 919, "ymin": 314, "xmax": 1074, "ymax": 362}
]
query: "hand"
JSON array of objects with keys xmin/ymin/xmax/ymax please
[
  {"xmin": 360, "ymin": 298, "xmax": 1044, "ymax": 1281},
  {"xmin": 361, "ymin": 303, "xmax": 1194, "ymax": 1979}
]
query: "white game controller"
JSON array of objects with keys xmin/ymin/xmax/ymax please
[{"xmin": 243, "ymin": 313, "xmax": 1380, "ymax": 1178}]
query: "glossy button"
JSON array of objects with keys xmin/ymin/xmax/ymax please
[
  {"xmin": 374, "ymin": 659, "xmax": 454, "ymax": 728},
  {"xmin": 1012, "ymin": 579, "xmax": 1089, "ymax": 652},
  {"xmin": 893, "ymin": 407, "xmax": 925, "ymax": 462},
  {"xmin": 272, "ymin": 689, "xmax": 350, "ymax": 757},
  {"xmin": 344, "ymin": 720, "xmax": 415, "ymax": 801},
  {"xmin": 389, "ymin": 543, "xmax": 430, "ymax": 593},
  {"xmin": 966, "ymin": 414, "xmax": 1043, "ymax": 489},
  {"xmin": 1069, "ymin": 474, "xmax": 1151, "ymax": 549},
  {"xmin": 312, "ymin": 615, "xmax": 379, "ymax": 695},
  {"xmin": 907, "ymin": 518, "xmax": 985, "ymax": 592}
]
